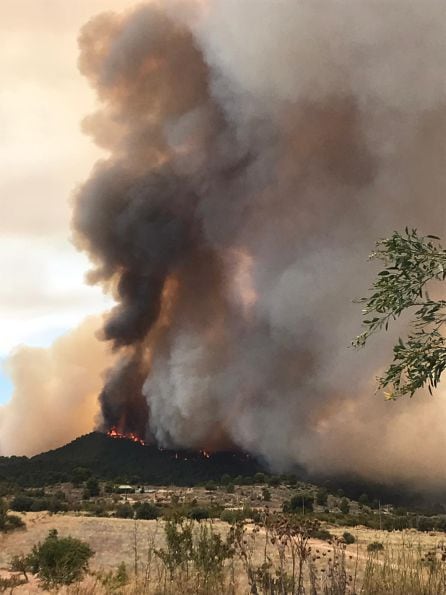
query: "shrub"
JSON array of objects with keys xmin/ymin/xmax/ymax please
[
  {"xmin": 115, "ymin": 503, "xmax": 134, "ymax": 519},
  {"xmin": 26, "ymin": 529, "xmax": 93, "ymax": 588},
  {"xmin": 12, "ymin": 495, "xmax": 67, "ymax": 514},
  {"xmin": 220, "ymin": 510, "xmax": 245, "ymax": 524},
  {"xmin": 288, "ymin": 493, "xmax": 314, "ymax": 513},
  {"xmin": 358, "ymin": 493, "xmax": 370, "ymax": 507},
  {"xmin": 316, "ymin": 488, "xmax": 328, "ymax": 506},
  {"xmin": 10, "ymin": 495, "xmax": 34, "ymax": 512},
  {"xmin": 134, "ymin": 502, "xmax": 160, "ymax": 520},
  {"xmin": 84, "ymin": 478, "xmax": 100, "ymax": 498},
  {"xmin": 155, "ymin": 519, "xmax": 193, "ymax": 578},
  {"xmin": 4, "ymin": 514, "xmax": 25, "ymax": 531},
  {"xmin": 311, "ymin": 528, "xmax": 332, "ymax": 541},
  {"xmin": 0, "ymin": 575, "xmax": 26, "ymax": 590},
  {"xmin": 205, "ymin": 480, "xmax": 217, "ymax": 491},
  {"xmin": 97, "ymin": 561, "xmax": 129, "ymax": 591},
  {"xmin": 0, "ymin": 497, "xmax": 25, "ymax": 532},
  {"xmin": 367, "ymin": 541, "xmax": 384, "ymax": 552},
  {"xmin": 47, "ymin": 497, "xmax": 69, "ymax": 514},
  {"xmin": 342, "ymin": 531, "xmax": 356, "ymax": 544},
  {"xmin": 187, "ymin": 507, "xmax": 210, "ymax": 521},
  {"xmin": 226, "ymin": 483, "xmax": 235, "ymax": 494},
  {"xmin": 84, "ymin": 502, "xmax": 107, "ymax": 517},
  {"xmin": 192, "ymin": 523, "xmax": 233, "ymax": 582},
  {"xmin": 340, "ymin": 497, "xmax": 350, "ymax": 514},
  {"xmin": 10, "ymin": 554, "xmax": 30, "ymax": 581}
]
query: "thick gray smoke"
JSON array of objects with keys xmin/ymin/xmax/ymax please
[{"xmin": 70, "ymin": 0, "xmax": 446, "ymax": 486}]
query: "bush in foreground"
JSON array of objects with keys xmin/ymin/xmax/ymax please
[
  {"xmin": 0, "ymin": 498, "xmax": 25, "ymax": 533},
  {"xmin": 26, "ymin": 529, "xmax": 94, "ymax": 588},
  {"xmin": 342, "ymin": 531, "xmax": 356, "ymax": 544}
]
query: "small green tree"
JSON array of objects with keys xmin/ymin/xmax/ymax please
[
  {"xmin": 288, "ymin": 493, "xmax": 314, "ymax": 513},
  {"xmin": 10, "ymin": 495, "xmax": 34, "ymax": 512},
  {"xmin": 358, "ymin": 493, "xmax": 370, "ymax": 507},
  {"xmin": 0, "ymin": 497, "xmax": 25, "ymax": 533},
  {"xmin": 342, "ymin": 531, "xmax": 356, "ymax": 544},
  {"xmin": 192, "ymin": 523, "xmax": 233, "ymax": 588},
  {"xmin": 10, "ymin": 554, "xmax": 30, "ymax": 581},
  {"xmin": 354, "ymin": 229, "xmax": 446, "ymax": 398},
  {"xmin": 134, "ymin": 502, "xmax": 160, "ymax": 520},
  {"xmin": 27, "ymin": 529, "xmax": 93, "ymax": 588},
  {"xmin": 155, "ymin": 519, "xmax": 193, "ymax": 579},
  {"xmin": 316, "ymin": 488, "xmax": 328, "ymax": 506},
  {"xmin": 187, "ymin": 506, "xmax": 211, "ymax": 521},
  {"xmin": 85, "ymin": 478, "xmax": 100, "ymax": 498},
  {"xmin": 340, "ymin": 498, "xmax": 350, "ymax": 514}
]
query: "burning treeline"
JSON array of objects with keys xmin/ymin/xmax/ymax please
[{"xmin": 2, "ymin": 0, "xmax": 446, "ymax": 487}]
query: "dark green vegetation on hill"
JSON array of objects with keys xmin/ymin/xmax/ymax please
[
  {"xmin": 2, "ymin": 432, "xmax": 446, "ymax": 518},
  {"xmin": 0, "ymin": 432, "xmax": 264, "ymax": 487}
]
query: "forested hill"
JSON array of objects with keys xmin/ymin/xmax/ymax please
[{"xmin": 0, "ymin": 432, "xmax": 265, "ymax": 487}]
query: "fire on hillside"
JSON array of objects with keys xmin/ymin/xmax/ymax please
[
  {"xmin": 105, "ymin": 428, "xmax": 213, "ymax": 459},
  {"xmin": 107, "ymin": 427, "xmax": 146, "ymax": 446}
]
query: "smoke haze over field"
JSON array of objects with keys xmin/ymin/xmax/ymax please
[{"xmin": 1, "ymin": 1, "xmax": 446, "ymax": 487}]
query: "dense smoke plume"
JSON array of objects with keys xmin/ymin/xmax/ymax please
[
  {"xmin": 2, "ymin": 1, "xmax": 446, "ymax": 487},
  {"xmin": 0, "ymin": 317, "xmax": 111, "ymax": 456}
]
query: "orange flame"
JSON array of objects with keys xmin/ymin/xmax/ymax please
[{"xmin": 107, "ymin": 426, "xmax": 146, "ymax": 446}]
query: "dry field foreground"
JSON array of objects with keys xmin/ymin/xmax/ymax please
[{"xmin": 1, "ymin": 513, "xmax": 445, "ymax": 593}]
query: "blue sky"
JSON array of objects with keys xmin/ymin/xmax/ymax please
[{"xmin": 0, "ymin": 362, "xmax": 12, "ymax": 405}]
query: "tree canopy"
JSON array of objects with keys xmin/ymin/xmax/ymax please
[{"xmin": 354, "ymin": 229, "xmax": 446, "ymax": 399}]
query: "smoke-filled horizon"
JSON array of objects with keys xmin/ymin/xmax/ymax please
[{"xmin": 1, "ymin": 1, "xmax": 446, "ymax": 488}]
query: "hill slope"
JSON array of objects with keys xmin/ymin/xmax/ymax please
[{"xmin": 0, "ymin": 432, "xmax": 265, "ymax": 487}]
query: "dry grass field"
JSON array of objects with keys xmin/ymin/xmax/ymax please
[{"xmin": 1, "ymin": 512, "xmax": 446, "ymax": 593}]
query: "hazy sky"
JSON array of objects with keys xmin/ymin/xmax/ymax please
[{"xmin": 0, "ymin": 1, "xmax": 136, "ymax": 402}]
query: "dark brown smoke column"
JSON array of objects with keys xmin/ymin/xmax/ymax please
[
  {"xmin": 73, "ymin": 3, "xmax": 240, "ymax": 440},
  {"xmin": 72, "ymin": 1, "xmax": 446, "ymax": 488}
]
